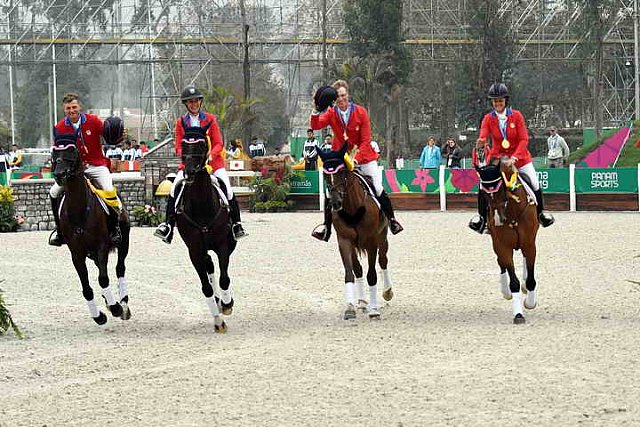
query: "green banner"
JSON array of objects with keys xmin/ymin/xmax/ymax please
[
  {"xmin": 290, "ymin": 170, "xmax": 320, "ymax": 194},
  {"xmin": 575, "ymin": 167, "xmax": 638, "ymax": 193},
  {"xmin": 536, "ymin": 168, "xmax": 570, "ymax": 193}
]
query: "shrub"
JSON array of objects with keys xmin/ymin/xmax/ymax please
[
  {"xmin": 0, "ymin": 287, "xmax": 23, "ymax": 339},
  {"xmin": 131, "ymin": 204, "xmax": 164, "ymax": 226},
  {"xmin": 0, "ymin": 186, "xmax": 18, "ymax": 233},
  {"xmin": 248, "ymin": 164, "xmax": 295, "ymax": 212}
]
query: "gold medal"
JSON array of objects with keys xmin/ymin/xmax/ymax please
[{"xmin": 501, "ymin": 139, "xmax": 510, "ymax": 149}]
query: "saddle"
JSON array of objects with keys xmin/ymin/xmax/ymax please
[
  {"xmin": 174, "ymin": 176, "xmax": 229, "ymax": 214},
  {"xmin": 353, "ymin": 170, "xmax": 381, "ymax": 209}
]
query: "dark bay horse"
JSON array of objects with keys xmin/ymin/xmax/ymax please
[
  {"xmin": 317, "ymin": 145, "xmax": 393, "ymax": 320},
  {"xmin": 51, "ymin": 139, "xmax": 131, "ymax": 325},
  {"xmin": 176, "ymin": 136, "xmax": 236, "ymax": 333},
  {"xmin": 477, "ymin": 157, "xmax": 539, "ymax": 324}
]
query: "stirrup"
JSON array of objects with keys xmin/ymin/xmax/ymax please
[
  {"xmin": 538, "ymin": 212, "xmax": 555, "ymax": 228},
  {"xmin": 311, "ymin": 224, "xmax": 331, "ymax": 242},
  {"xmin": 154, "ymin": 223, "xmax": 173, "ymax": 244},
  {"xmin": 232, "ymin": 223, "xmax": 247, "ymax": 240},
  {"xmin": 389, "ymin": 219, "xmax": 404, "ymax": 235},
  {"xmin": 468, "ymin": 215, "xmax": 486, "ymax": 234},
  {"xmin": 48, "ymin": 230, "xmax": 65, "ymax": 247}
]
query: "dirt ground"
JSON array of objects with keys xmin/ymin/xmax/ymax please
[{"xmin": 1, "ymin": 211, "xmax": 639, "ymax": 426}]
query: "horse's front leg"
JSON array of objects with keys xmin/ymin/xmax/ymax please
[
  {"xmin": 500, "ymin": 251, "xmax": 525, "ymax": 324},
  {"xmin": 366, "ymin": 247, "xmax": 381, "ymax": 319},
  {"xmin": 378, "ymin": 235, "xmax": 393, "ymax": 301},
  {"xmin": 352, "ymin": 248, "xmax": 367, "ymax": 313},
  {"xmin": 338, "ymin": 237, "xmax": 357, "ymax": 320},
  {"xmin": 115, "ymin": 220, "xmax": 131, "ymax": 320},
  {"xmin": 71, "ymin": 253, "xmax": 107, "ymax": 325},
  {"xmin": 521, "ymin": 243, "xmax": 537, "ymax": 310},
  {"xmin": 96, "ymin": 251, "xmax": 123, "ymax": 319},
  {"xmin": 215, "ymin": 248, "xmax": 234, "ymax": 316},
  {"xmin": 188, "ymin": 247, "xmax": 226, "ymax": 333}
]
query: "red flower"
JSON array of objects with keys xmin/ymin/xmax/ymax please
[
  {"xmin": 411, "ymin": 170, "xmax": 435, "ymax": 192},
  {"xmin": 260, "ymin": 165, "xmax": 270, "ymax": 178},
  {"xmin": 450, "ymin": 169, "xmax": 479, "ymax": 193}
]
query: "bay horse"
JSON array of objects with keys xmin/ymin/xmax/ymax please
[
  {"xmin": 477, "ymin": 157, "xmax": 539, "ymax": 324},
  {"xmin": 176, "ymin": 135, "xmax": 236, "ymax": 333},
  {"xmin": 317, "ymin": 145, "xmax": 393, "ymax": 320},
  {"xmin": 51, "ymin": 136, "xmax": 131, "ymax": 325}
]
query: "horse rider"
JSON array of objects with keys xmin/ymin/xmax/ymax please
[
  {"xmin": 309, "ymin": 79, "xmax": 404, "ymax": 241},
  {"xmin": 154, "ymin": 85, "xmax": 247, "ymax": 243},
  {"xmin": 48, "ymin": 93, "xmax": 122, "ymax": 246},
  {"xmin": 468, "ymin": 83, "xmax": 555, "ymax": 234}
]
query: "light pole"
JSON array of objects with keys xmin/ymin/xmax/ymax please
[{"xmin": 634, "ymin": 0, "xmax": 639, "ymax": 120}]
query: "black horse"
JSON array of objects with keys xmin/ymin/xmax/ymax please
[
  {"xmin": 51, "ymin": 136, "xmax": 131, "ymax": 325},
  {"xmin": 176, "ymin": 136, "xmax": 237, "ymax": 333}
]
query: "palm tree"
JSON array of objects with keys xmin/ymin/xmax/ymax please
[{"xmin": 203, "ymin": 86, "xmax": 260, "ymax": 150}]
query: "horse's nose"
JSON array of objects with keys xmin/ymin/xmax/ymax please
[{"xmin": 330, "ymin": 201, "xmax": 342, "ymax": 210}]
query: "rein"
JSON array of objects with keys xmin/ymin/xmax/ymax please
[{"xmin": 177, "ymin": 174, "xmax": 226, "ymax": 233}]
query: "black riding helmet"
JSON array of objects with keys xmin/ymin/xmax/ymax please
[
  {"xmin": 488, "ymin": 83, "xmax": 509, "ymax": 99},
  {"xmin": 103, "ymin": 116, "xmax": 124, "ymax": 145},
  {"xmin": 181, "ymin": 85, "xmax": 204, "ymax": 103}
]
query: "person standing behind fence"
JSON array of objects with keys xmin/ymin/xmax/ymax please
[
  {"xmin": 419, "ymin": 137, "xmax": 441, "ymax": 169},
  {"xmin": 547, "ymin": 126, "xmax": 570, "ymax": 168},
  {"xmin": 303, "ymin": 129, "xmax": 319, "ymax": 171},
  {"xmin": 441, "ymin": 137, "xmax": 462, "ymax": 168}
]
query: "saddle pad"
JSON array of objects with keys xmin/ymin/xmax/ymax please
[
  {"xmin": 59, "ymin": 192, "xmax": 110, "ymax": 216},
  {"xmin": 353, "ymin": 171, "xmax": 381, "ymax": 210},
  {"xmin": 175, "ymin": 178, "xmax": 229, "ymax": 211},
  {"xmin": 517, "ymin": 176, "xmax": 537, "ymax": 205}
]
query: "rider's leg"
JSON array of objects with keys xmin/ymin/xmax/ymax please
[
  {"xmin": 361, "ymin": 160, "xmax": 403, "ymax": 235},
  {"xmin": 154, "ymin": 171, "xmax": 182, "ymax": 244},
  {"xmin": 519, "ymin": 162, "xmax": 554, "ymax": 227},
  {"xmin": 213, "ymin": 168, "xmax": 247, "ymax": 239},
  {"xmin": 86, "ymin": 165, "xmax": 122, "ymax": 245},
  {"xmin": 311, "ymin": 198, "xmax": 332, "ymax": 242},
  {"xmin": 48, "ymin": 183, "xmax": 65, "ymax": 246},
  {"xmin": 469, "ymin": 191, "xmax": 488, "ymax": 234}
]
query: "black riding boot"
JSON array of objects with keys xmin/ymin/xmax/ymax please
[
  {"xmin": 534, "ymin": 189, "xmax": 555, "ymax": 227},
  {"xmin": 228, "ymin": 197, "xmax": 247, "ymax": 240},
  {"xmin": 311, "ymin": 199, "xmax": 332, "ymax": 242},
  {"xmin": 154, "ymin": 196, "xmax": 176, "ymax": 244},
  {"xmin": 469, "ymin": 192, "xmax": 488, "ymax": 234},
  {"xmin": 48, "ymin": 196, "xmax": 65, "ymax": 246},
  {"xmin": 378, "ymin": 191, "xmax": 404, "ymax": 235},
  {"xmin": 107, "ymin": 208, "xmax": 122, "ymax": 246}
]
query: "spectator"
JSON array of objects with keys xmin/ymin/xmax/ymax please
[
  {"xmin": 140, "ymin": 141, "xmax": 149, "ymax": 154},
  {"xmin": 419, "ymin": 137, "xmax": 441, "ymax": 169},
  {"xmin": 133, "ymin": 140, "xmax": 143, "ymax": 160},
  {"xmin": 249, "ymin": 137, "xmax": 266, "ymax": 157},
  {"xmin": 121, "ymin": 141, "xmax": 135, "ymax": 161},
  {"xmin": 303, "ymin": 129, "xmax": 319, "ymax": 171},
  {"xmin": 322, "ymin": 134, "xmax": 333, "ymax": 150},
  {"xmin": 442, "ymin": 137, "xmax": 462, "ymax": 168},
  {"xmin": 547, "ymin": 126, "xmax": 570, "ymax": 168},
  {"xmin": 106, "ymin": 144, "xmax": 123, "ymax": 160},
  {"xmin": 8, "ymin": 144, "xmax": 23, "ymax": 169}
]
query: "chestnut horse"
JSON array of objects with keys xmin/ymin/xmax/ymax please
[
  {"xmin": 317, "ymin": 145, "xmax": 393, "ymax": 320},
  {"xmin": 477, "ymin": 157, "xmax": 539, "ymax": 324},
  {"xmin": 51, "ymin": 137, "xmax": 131, "ymax": 325},
  {"xmin": 175, "ymin": 136, "xmax": 237, "ymax": 333}
]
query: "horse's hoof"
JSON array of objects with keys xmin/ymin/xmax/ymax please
[
  {"xmin": 357, "ymin": 299, "xmax": 368, "ymax": 313},
  {"xmin": 368, "ymin": 308, "xmax": 381, "ymax": 319},
  {"xmin": 109, "ymin": 303, "xmax": 123, "ymax": 318},
  {"xmin": 382, "ymin": 288, "xmax": 394, "ymax": 301},
  {"xmin": 120, "ymin": 303, "xmax": 131, "ymax": 320},
  {"xmin": 221, "ymin": 298, "xmax": 234, "ymax": 316},
  {"xmin": 524, "ymin": 295, "xmax": 538, "ymax": 310},
  {"xmin": 214, "ymin": 321, "xmax": 227, "ymax": 333},
  {"xmin": 93, "ymin": 312, "xmax": 107, "ymax": 325},
  {"xmin": 343, "ymin": 305, "xmax": 356, "ymax": 320},
  {"xmin": 513, "ymin": 314, "xmax": 526, "ymax": 325}
]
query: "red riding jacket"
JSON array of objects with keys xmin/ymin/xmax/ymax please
[
  {"xmin": 478, "ymin": 107, "xmax": 532, "ymax": 169},
  {"xmin": 53, "ymin": 113, "xmax": 110, "ymax": 169},
  {"xmin": 175, "ymin": 112, "xmax": 225, "ymax": 172},
  {"xmin": 310, "ymin": 102, "xmax": 378, "ymax": 164}
]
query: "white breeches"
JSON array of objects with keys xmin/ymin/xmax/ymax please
[
  {"xmin": 170, "ymin": 168, "xmax": 234, "ymax": 200},
  {"xmin": 517, "ymin": 162, "xmax": 540, "ymax": 191},
  {"xmin": 49, "ymin": 165, "xmax": 114, "ymax": 198},
  {"xmin": 358, "ymin": 160, "xmax": 384, "ymax": 196}
]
